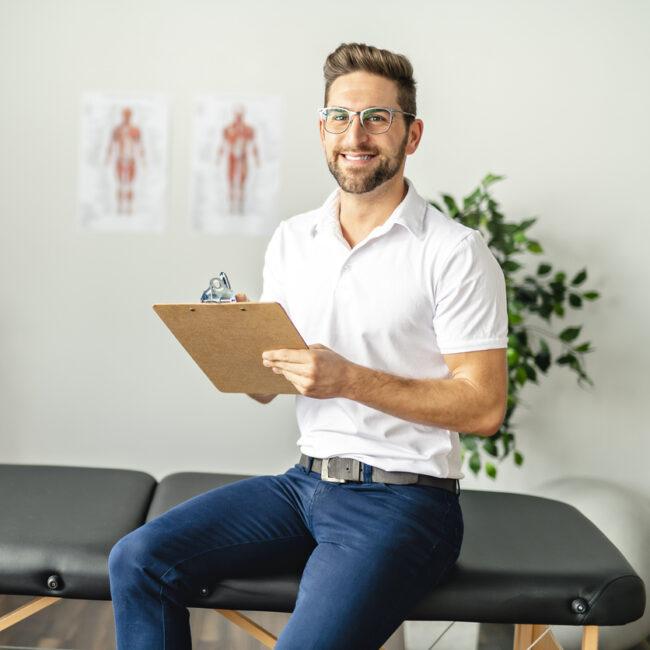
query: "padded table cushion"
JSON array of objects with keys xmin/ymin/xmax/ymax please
[
  {"xmin": 0, "ymin": 466, "xmax": 644, "ymax": 628},
  {"xmin": 0, "ymin": 464, "xmax": 156, "ymax": 600},
  {"xmin": 152, "ymin": 473, "xmax": 645, "ymax": 626}
]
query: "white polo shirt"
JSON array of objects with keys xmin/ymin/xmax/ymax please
[{"xmin": 260, "ymin": 180, "xmax": 507, "ymax": 479}]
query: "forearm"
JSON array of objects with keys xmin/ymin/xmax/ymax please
[
  {"xmin": 342, "ymin": 364, "xmax": 505, "ymax": 436},
  {"xmin": 261, "ymin": 345, "xmax": 507, "ymax": 435}
]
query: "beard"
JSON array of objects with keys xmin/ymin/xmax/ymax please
[{"xmin": 326, "ymin": 133, "xmax": 408, "ymax": 194}]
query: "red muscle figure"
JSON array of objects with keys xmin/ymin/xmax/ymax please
[
  {"xmin": 217, "ymin": 106, "xmax": 259, "ymax": 214},
  {"xmin": 105, "ymin": 107, "xmax": 146, "ymax": 215}
]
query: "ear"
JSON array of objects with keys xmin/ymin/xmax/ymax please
[
  {"xmin": 405, "ymin": 119, "xmax": 424, "ymax": 156},
  {"xmin": 318, "ymin": 117, "xmax": 327, "ymax": 151}
]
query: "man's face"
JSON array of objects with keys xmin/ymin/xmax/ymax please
[{"xmin": 320, "ymin": 71, "xmax": 418, "ymax": 195}]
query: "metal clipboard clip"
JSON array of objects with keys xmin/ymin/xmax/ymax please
[{"xmin": 200, "ymin": 272, "xmax": 236, "ymax": 303}]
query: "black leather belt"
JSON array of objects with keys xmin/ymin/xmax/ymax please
[{"xmin": 299, "ymin": 455, "xmax": 459, "ymax": 494}]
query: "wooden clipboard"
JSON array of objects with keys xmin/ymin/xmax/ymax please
[{"xmin": 153, "ymin": 302, "xmax": 307, "ymax": 394}]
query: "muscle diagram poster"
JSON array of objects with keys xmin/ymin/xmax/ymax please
[
  {"xmin": 190, "ymin": 95, "xmax": 282, "ymax": 235},
  {"xmin": 79, "ymin": 93, "xmax": 169, "ymax": 233}
]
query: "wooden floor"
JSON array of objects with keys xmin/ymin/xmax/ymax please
[
  {"xmin": 2, "ymin": 596, "xmax": 649, "ymax": 650},
  {"xmin": 0, "ymin": 595, "xmax": 290, "ymax": 650}
]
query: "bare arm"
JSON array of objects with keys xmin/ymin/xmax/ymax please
[{"xmin": 262, "ymin": 345, "xmax": 507, "ymax": 436}]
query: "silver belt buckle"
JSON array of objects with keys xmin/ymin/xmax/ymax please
[{"xmin": 321, "ymin": 459, "xmax": 346, "ymax": 483}]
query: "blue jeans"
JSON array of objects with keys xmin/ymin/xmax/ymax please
[{"xmin": 109, "ymin": 464, "xmax": 463, "ymax": 650}]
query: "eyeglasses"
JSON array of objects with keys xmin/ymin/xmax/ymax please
[{"xmin": 318, "ymin": 106, "xmax": 416, "ymax": 135}]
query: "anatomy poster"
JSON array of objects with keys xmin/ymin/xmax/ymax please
[
  {"xmin": 191, "ymin": 95, "xmax": 282, "ymax": 235},
  {"xmin": 79, "ymin": 93, "xmax": 168, "ymax": 233}
]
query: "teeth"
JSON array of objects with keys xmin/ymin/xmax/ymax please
[{"xmin": 344, "ymin": 154, "xmax": 373, "ymax": 160}]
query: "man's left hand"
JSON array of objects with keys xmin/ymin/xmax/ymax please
[{"xmin": 262, "ymin": 344, "xmax": 353, "ymax": 399}]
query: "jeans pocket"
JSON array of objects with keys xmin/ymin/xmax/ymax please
[{"xmin": 384, "ymin": 484, "xmax": 461, "ymax": 545}]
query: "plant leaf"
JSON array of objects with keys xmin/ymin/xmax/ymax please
[
  {"xmin": 463, "ymin": 435, "xmax": 478, "ymax": 451},
  {"xmin": 524, "ymin": 364, "xmax": 537, "ymax": 381},
  {"xmin": 442, "ymin": 194, "xmax": 459, "ymax": 216},
  {"xmin": 527, "ymin": 241, "xmax": 543, "ymax": 254},
  {"xmin": 481, "ymin": 173, "xmax": 505, "ymax": 187},
  {"xmin": 537, "ymin": 263, "xmax": 552, "ymax": 276},
  {"xmin": 571, "ymin": 269, "xmax": 587, "ymax": 285},
  {"xmin": 515, "ymin": 366, "xmax": 528, "ymax": 386},
  {"xmin": 514, "ymin": 451, "xmax": 524, "ymax": 466},
  {"xmin": 483, "ymin": 438, "xmax": 498, "ymax": 457},
  {"xmin": 463, "ymin": 188, "xmax": 482, "ymax": 209},
  {"xmin": 507, "ymin": 347, "xmax": 520, "ymax": 366},
  {"xmin": 559, "ymin": 326, "xmax": 582, "ymax": 342},
  {"xmin": 518, "ymin": 218, "xmax": 537, "ymax": 232},
  {"xmin": 534, "ymin": 342, "xmax": 551, "ymax": 371},
  {"xmin": 569, "ymin": 293, "xmax": 583, "ymax": 308},
  {"xmin": 469, "ymin": 451, "xmax": 481, "ymax": 475},
  {"xmin": 502, "ymin": 260, "xmax": 522, "ymax": 273},
  {"xmin": 486, "ymin": 462, "xmax": 497, "ymax": 479},
  {"xmin": 583, "ymin": 291, "xmax": 600, "ymax": 300}
]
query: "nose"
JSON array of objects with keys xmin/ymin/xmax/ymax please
[{"xmin": 344, "ymin": 113, "xmax": 369, "ymax": 142}]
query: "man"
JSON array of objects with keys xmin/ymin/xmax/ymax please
[{"xmin": 109, "ymin": 43, "xmax": 507, "ymax": 650}]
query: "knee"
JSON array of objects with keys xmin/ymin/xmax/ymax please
[{"xmin": 108, "ymin": 526, "xmax": 159, "ymax": 589}]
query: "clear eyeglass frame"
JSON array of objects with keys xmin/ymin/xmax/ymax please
[{"xmin": 318, "ymin": 106, "xmax": 416, "ymax": 135}]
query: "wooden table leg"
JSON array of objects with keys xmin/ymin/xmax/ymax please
[
  {"xmin": 215, "ymin": 609, "xmax": 278, "ymax": 648},
  {"xmin": 582, "ymin": 626, "xmax": 599, "ymax": 650},
  {"xmin": 0, "ymin": 597, "xmax": 61, "ymax": 632},
  {"xmin": 513, "ymin": 623, "xmax": 562, "ymax": 650},
  {"xmin": 215, "ymin": 609, "xmax": 387, "ymax": 649}
]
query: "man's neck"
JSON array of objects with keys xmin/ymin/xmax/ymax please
[{"xmin": 338, "ymin": 175, "xmax": 409, "ymax": 248}]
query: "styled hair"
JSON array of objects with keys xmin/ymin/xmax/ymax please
[{"xmin": 323, "ymin": 43, "xmax": 417, "ymax": 117}]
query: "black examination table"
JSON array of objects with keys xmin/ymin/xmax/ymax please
[{"xmin": 0, "ymin": 465, "xmax": 645, "ymax": 649}]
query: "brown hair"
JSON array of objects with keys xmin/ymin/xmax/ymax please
[{"xmin": 323, "ymin": 43, "xmax": 417, "ymax": 117}]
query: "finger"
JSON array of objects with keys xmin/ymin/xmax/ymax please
[
  {"xmin": 235, "ymin": 293, "xmax": 249, "ymax": 302},
  {"xmin": 266, "ymin": 360, "xmax": 311, "ymax": 377},
  {"xmin": 308, "ymin": 343, "xmax": 329, "ymax": 351},
  {"xmin": 262, "ymin": 348, "xmax": 312, "ymax": 363},
  {"xmin": 274, "ymin": 368, "xmax": 311, "ymax": 393}
]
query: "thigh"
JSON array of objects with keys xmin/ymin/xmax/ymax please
[
  {"xmin": 276, "ymin": 482, "xmax": 463, "ymax": 650},
  {"xmin": 116, "ymin": 473, "xmax": 316, "ymax": 598}
]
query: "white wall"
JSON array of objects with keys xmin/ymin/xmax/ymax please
[{"xmin": 1, "ymin": 0, "xmax": 648, "ymax": 497}]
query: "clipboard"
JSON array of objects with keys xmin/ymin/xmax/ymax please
[{"xmin": 153, "ymin": 302, "xmax": 308, "ymax": 394}]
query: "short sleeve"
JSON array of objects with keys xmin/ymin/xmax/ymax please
[
  {"xmin": 259, "ymin": 221, "xmax": 288, "ymax": 307},
  {"xmin": 433, "ymin": 230, "xmax": 508, "ymax": 354}
]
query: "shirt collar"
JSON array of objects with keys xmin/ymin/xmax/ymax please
[
  {"xmin": 312, "ymin": 178, "xmax": 428, "ymax": 240},
  {"xmin": 312, "ymin": 187, "xmax": 341, "ymax": 237}
]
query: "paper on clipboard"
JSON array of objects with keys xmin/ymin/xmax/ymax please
[{"xmin": 153, "ymin": 302, "xmax": 307, "ymax": 394}]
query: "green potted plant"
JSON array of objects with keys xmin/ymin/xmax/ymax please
[{"xmin": 430, "ymin": 174, "xmax": 600, "ymax": 478}]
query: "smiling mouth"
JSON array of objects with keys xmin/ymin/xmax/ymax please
[{"xmin": 340, "ymin": 153, "xmax": 376, "ymax": 161}]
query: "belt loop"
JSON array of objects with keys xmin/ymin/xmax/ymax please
[
  {"xmin": 306, "ymin": 456, "xmax": 314, "ymax": 473},
  {"xmin": 362, "ymin": 463, "xmax": 372, "ymax": 483}
]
